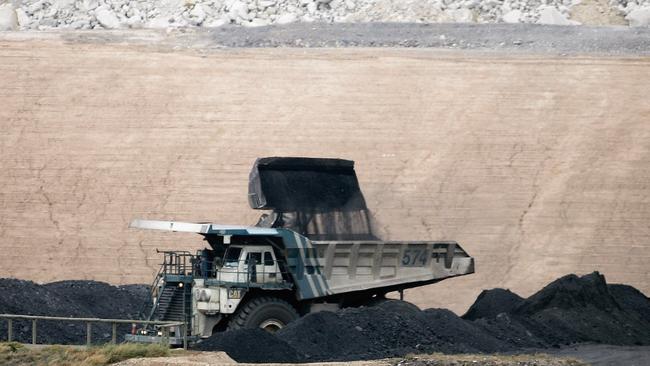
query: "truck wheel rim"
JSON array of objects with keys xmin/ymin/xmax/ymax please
[{"xmin": 259, "ymin": 319, "xmax": 284, "ymax": 333}]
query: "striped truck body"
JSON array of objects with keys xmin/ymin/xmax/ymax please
[{"xmin": 131, "ymin": 220, "xmax": 475, "ymax": 301}]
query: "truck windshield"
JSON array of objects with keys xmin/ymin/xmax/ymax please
[{"xmin": 224, "ymin": 247, "xmax": 242, "ymax": 266}]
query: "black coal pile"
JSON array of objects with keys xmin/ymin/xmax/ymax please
[
  {"xmin": 3, "ymin": 272, "xmax": 649, "ymax": 363},
  {"xmin": 44, "ymin": 281, "xmax": 148, "ymax": 320},
  {"xmin": 608, "ymin": 284, "xmax": 650, "ymax": 322},
  {"xmin": 512, "ymin": 272, "xmax": 650, "ymax": 346},
  {"xmin": 194, "ymin": 328, "xmax": 304, "ymax": 363},
  {"xmin": 463, "ymin": 288, "xmax": 524, "ymax": 320},
  {"xmin": 277, "ymin": 301, "xmax": 513, "ymax": 361},
  {"xmin": 195, "ymin": 300, "xmax": 515, "ymax": 363},
  {"xmin": 0, "ymin": 279, "xmax": 148, "ymax": 345},
  {"xmin": 462, "ymin": 286, "xmax": 563, "ymax": 349},
  {"xmin": 468, "ymin": 272, "xmax": 650, "ymax": 348},
  {"xmin": 196, "ymin": 272, "xmax": 650, "ymax": 363}
]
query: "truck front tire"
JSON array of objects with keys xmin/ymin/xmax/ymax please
[{"xmin": 228, "ymin": 296, "xmax": 299, "ymax": 333}]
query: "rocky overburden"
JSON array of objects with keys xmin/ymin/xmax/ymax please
[{"xmin": 0, "ymin": 0, "xmax": 648, "ymax": 30}]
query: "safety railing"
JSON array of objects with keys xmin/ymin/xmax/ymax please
[
  {"xmin": 0, "ymin": 314, "xmax": 188, "ymax": 349},
  {"xmin": 158, "ymin": 250, "xmax": 194, "ymax": 277},
  {"xmin": 142, "ymin": 266, "xmax": 162, "ymax": 322},
  {"xmin": 155, "ymin": 250, "xmax": 293, "ymax": 288},
  {"xmin": 198, "ymin": 258, "xmax": 292, "ymax": 289}
]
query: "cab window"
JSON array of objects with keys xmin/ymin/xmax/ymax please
[
  {"xmin": 264, "ymin": 252, "xmax": 274, "ymax": 266},
  {"xmin": 245, "ymin": 252, "xmax": 262, "ymax": 265},
  {"xmin": 224, "ymin": 247, "xmax": 242, "ymax": 266}
]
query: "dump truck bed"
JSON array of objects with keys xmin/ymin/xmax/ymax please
[
  {"xmin": 306, "ymin": 240, "xmax": 473, "ymax": 296},
  {"xmin": 131, "ymin": 220, "xmax": 474, "ymax": 300},
  {"xmin": 283, "ymin": 232, "xmax": 474, "ymax": 299}
]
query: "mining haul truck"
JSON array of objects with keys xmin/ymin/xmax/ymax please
[{"xmin": 126, "ymin": 157, "xmax": 474, "ymax": 345}]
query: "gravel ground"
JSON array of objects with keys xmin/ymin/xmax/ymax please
[
  {"xmin": 393, "ymin": 354, "xmax": 586, "ymax": 366},
  {"xmin": 541, "ymin": 345, "xmax": 650, "ymax": 366},
  {"xmin": 192, "ymin": 23, "xmax": 650, "ymax": 54},
  {"xmin": 6, "ymin": 23, "xmax": 644, "ymax": 55}
]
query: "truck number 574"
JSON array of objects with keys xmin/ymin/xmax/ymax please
[{"xmin": 401, "ymin": 247, "xmax": 429, "ymax": 267}]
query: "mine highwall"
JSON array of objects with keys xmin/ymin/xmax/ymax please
[{"xmin": 1, "ymin": 40, "xmax": 649, "ymax": 313}]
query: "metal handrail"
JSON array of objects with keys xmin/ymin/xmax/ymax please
[
  {"xmin": 154, "ymin": 251, "xmax": 294, "ymax": 288},
  {"xmin": 157, "ymin": 250, "xmax": 194, "ymax": 277},
  {"xmin": 0, "ymin": 314, "xmax": 188, "ymax": 349},
  {"xmin": 200, "ymin": 258, "xmax": 292, "ymax": 287},
  {"xmin": 142, "ymin": 265, "xmax": 164, "ymax": 321},
  {"xmin": 205, "ymin": 260, "xmax": 289, "ymax": 283}
]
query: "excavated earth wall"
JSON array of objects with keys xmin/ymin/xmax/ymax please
[{"xmin": 0, "ymin": 32, "xmax": 649, "ymax": 313}]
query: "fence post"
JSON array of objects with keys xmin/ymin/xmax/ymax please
[
  {"xmin": 162, "ymin": 326, "xmax": 169, "ymax": 347},
  {"xmin": 86, "ymin": 322, "xmax": 92, "ymax": 347},
  {"xmin": 7, "ymin": 319, "xmax": 12, "ymax": 342},
  {"xmin": 32, "ymin": 319, "xmax": 37, "ymax": 345},
  {"xmin": 112, "ymin": 323, "xmax": 117, "ymax": 344},
  {"xmin": 183, "ymin": 322, "xmax": 188, "ymax": 350}
]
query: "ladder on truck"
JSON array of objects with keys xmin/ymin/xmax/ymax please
[{"xmin": 142, "ymin": 251, "xmax": 194, "ymax": 330}]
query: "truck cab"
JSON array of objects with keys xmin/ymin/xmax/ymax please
[
  {"xmin": 189, "ymin": 243, "xmax": 294, "ymax": 336},
  {"xmin": 217, "ymin": 245, "xmax": 283, "ymax": 285}
]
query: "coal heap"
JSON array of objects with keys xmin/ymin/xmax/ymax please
[
  {"xmin": 516, "ymin": 272, "xmax": 617, "ymax": 314},
  {"xmin": 196, "ymin": 300, "xmax": 513, "ymax": 363},
  {"xmin": 195, "ymin": 272, "xmax": 650, "ymax": 363},
  {"xmin": 463, "ymin": 288, "xmax": 524, "ymax": 320},
  {"xmin": 608, "ymin": 284, "xmax": 650, "ymax": 321},
  {"xmin": 274, "ymin": 301, "xmax": 510, "ymax": 361},
  {"xmin": 510, "ymin": 272, "xmax": 650, "ymax": 346},
  {"xmin": 194, "ymin": 328, "xmax": 304, "ymax": 363},
  {"xmin": 3, "ymin": 272, "xmax": 649, "ymax": 361},
  {"xmin": 0, "ymin": 279, "xmax": 148, "ymax": 345},
  {"xmin": 249, "ymin": 157, "xmax": 377, "ymax": 241}
]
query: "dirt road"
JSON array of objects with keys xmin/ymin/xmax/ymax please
[
  {"xmin": 1, "ymin": 31, "xmax": 649, "ymax": 313},
  {"xmin": 113, "ymin": 345, "xmax": 650, "ymax": 366}
]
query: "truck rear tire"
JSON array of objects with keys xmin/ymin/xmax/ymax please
[{"xmin": 228, "ymin": 296, "xmax": 299, "ymax": 333}]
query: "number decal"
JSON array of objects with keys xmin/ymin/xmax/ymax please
[
  {"xmin": 401, "ymin": 247, "xmax": 430, "ymax": 267},
  {"xmin": 402, "ymin": 251, "xmax": 412, "ymax": 266}
]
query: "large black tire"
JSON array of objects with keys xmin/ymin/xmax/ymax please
[{"xmin": 228, "ymin": 296, "xmax": 299, "ymax": 333}]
